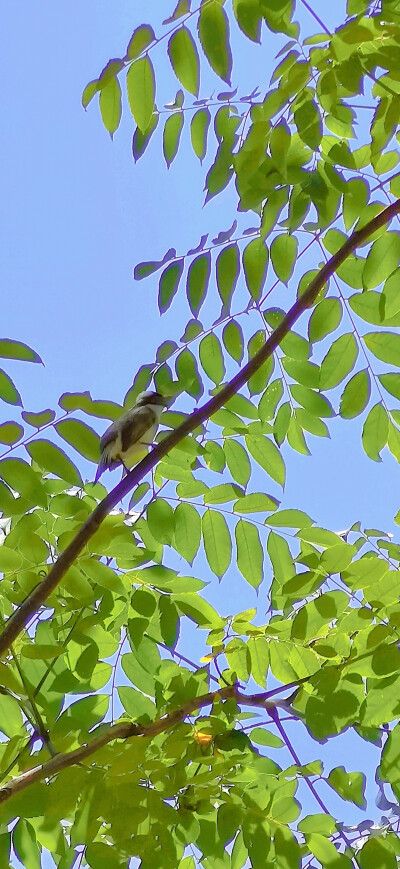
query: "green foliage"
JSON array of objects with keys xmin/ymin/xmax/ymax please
[{"xmin": 3, "ymin": 0, "xmax": 400, "ymax": 866}]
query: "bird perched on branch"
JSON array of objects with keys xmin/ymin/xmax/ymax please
[{"xmin": 95, "ymin": 391, "xmax": 169, "ymax": 482}]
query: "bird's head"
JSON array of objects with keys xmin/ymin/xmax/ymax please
[{"xmin": 134, "ymin": 391, "xmax": 170, "ymax": 407}]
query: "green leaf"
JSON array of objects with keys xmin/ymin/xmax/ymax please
[
  {"xmin": 251, "ymin": 726, "xmax": 282, "ymax": 747},
  {"xmin": 258, "ymin": 380, "xmax": 283, "ymax": 421},
  {"xmin": 0, "ymin": 547, "xmax": 23, "ymax": 572},
  {"xmin": 190, "ymin": 107, "xmax": 210, "ymax": 161},
  {"xmin": 147, "ymin": 498, "xmax": 175, "ymax": 544},
  {"xmin": 163, "ymin": 0, "xmax": 191, "ymax": 25},
  {"xmin": 25, "ymin": 439, "xmax": 82, "ymax": 486},
  {"xmin": 223, "ymin": 320, "xmax": 244, "ymax": 364},
  {"xmin": 204, "ymin": 483, "xmax": 244, "ymax": 504},
  {"xmin": 21, "ymin": 409, "xmax": 55, "ymax": 427},
  {"xmin": 82, "ymin": 79, "xmax": 100, "ymax": 109},
  {"xmin": 168, "ymin": 27, "xmax": 199, "ymax": 95},
  {"xmin": 174, "ymin": 502, "xmax": 201, "ymax": 563},
  {"xmin": 126, "ymin": 24, "xmax": 155, "ymax": 60},
  {"xmin": 243, "ymin": 238, "xmax": 269, "ymax": 301},
  {"xmin": 163, "ymin": 111, "xmax": 184, "ymax": 166},
  {"xmin": 173, "ymin": 591, "xmax": 223, "ymax": 627},
  {"xmin": 202, "ymin": 509, "xmax": 231, "ymax": 577},
  {"xmin": 319, "ymin": 333, "xmax": 358, "ymax": 389},
  {"xmin": 361, "ymin": 403, "xmax": 388, "ymax": 462},
  {"xmin": 186, "ymin": 252, "xmax": 211, "ymax": 316},
  {"xmin": 118, "ymin": 685, "xmax": 156, "ymax": 720},
  {"xmin": 59, "ymin": 391, "xmax": 120, "ymax": 420},
  {"xmin": 0, "ymin": 339, "xmax": 42, "ymax": 364},
  {"xmin": 364, "ymin": 331, "xmax": 400, "ymax": 367},
  {"xmin": 158, "ymin": 259, "xmax": 184, "ymax": 313},
  {"xmin": 55, "ymin": 419, "xmax": 100, "ymax": 463},
  {"xmin": 246, "ymin": 436, "xmax": 285, "ymax": 486},
  {"xmin": 13, "ymin": 820, "xmax": 41, "ymax": 869},
  {"xmin": 121, "ymin": 652, "xmax": 156, "ymax": 695},
  {"xmin": 0, "ymin": 421, "xmax": 23, "ymax": 445},
  {"xmin": 198, "ymin": 0, "xmax": 232, "ymax": 83},
  {"xmin": 126, "ymin": 56, "xmax": 155, "ymax": 133},
  {"xmin": 132, "ymin": 111, "xmax": 158, "ymax": 161},
  {"xmin": 295, "ymin": 407, "xmax": 329, "ymax": 438},
  {"xmin": 320, "ymin": 543, "xmax": 357, "ymax": 575},
  {"xmin": 199, "ymin": 333, "xmax": 225, "ymax": 383},
  {"xmin": 363, "ymin": 232, "xmax": 400, "ymax": 289},
  {"xmin": 0, "ymin": 458, "xmax": 47, "ymax": 506},
  {"xmin": 327, "ymin": 766, "xmax": 366, "ymax": 808},
  {"xmin": 357, "ymin": 837, "xmax": 397, "ymax": 869},
  {"xmin": 175, "ymin": 348, "xmax": 203, "ymax": 397},
  {"xmin": 224, "ymin": 439, "xmax": 251, "ymax": 486},
  {"xmin": 290, "ymin": 385, "xmax": 334, "ymax": 417},
  {"xmin": 216, "ymin": 243, "xmax": 240, "ymax": 311},
  {"xmin": 99, "ymin": 76, "xmax": 121, "ymax": 136},
  {"xmin": 0, "ymin": 369, "xmax": 22, "ymax": 406},
  {"xmin": 294, "ymin": 96, "xmax": 322, "ymax": 150},
  {"xmin": 379, "ymin": 372, "xmax": 400, "ymax": 400},
  {"xmin": 235, "ymin": 519, "xmax": 263, "ymax": 588},
  {"xmin": 339, "ymin": 369, "xmax": 370, "ymax": 419},
  {"xmin": 381, "ymin": 271, "xmax": 400, "ymax": 319},
  {"xmin": 270, "ymin": 234, "xmax": 298, "ymax": 284},
  {"xmin": 348, "ymin": 289, "xmax": 400, "ymax": 326},
  {"xmin": 249, "ymin": 636, "xmax": 270, "ymax": 687},
  {"xmin": 234, "ymin": 492, "xmax": 279, "ymax": 514},
  {"xmin": 308, "ymin": 297, "xmax": 342, "ymax": 342},
  {"xmin": 266, "ymin": 509, "xmax": 312, "ymax": 529}
]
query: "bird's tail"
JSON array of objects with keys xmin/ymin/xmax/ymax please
[{"xmin": 94, "ymin": 457, "xmax": 107, "ymax": 483}]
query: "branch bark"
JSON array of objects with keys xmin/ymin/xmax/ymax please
[
  {"xmin": 0, "ymin": 198, "xmax": 399, "ymax": 656},
  {"xmin": 0, "ymin": 684, "xmax": 288, "ymax": 804}
]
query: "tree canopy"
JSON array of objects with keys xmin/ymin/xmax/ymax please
[{"xmin": 2, "ymin": 1, "xmax": 400, "ymax": 867}]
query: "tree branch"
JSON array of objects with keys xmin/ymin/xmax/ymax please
[
  {"xmin": 1, "ymin": 198, "xmax": 399, "ymax": 656},
  {"xmin": 0, "ymin": 684, "xmax": 288, "ymax": 804}
]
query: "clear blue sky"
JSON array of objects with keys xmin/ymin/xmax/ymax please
[{"xmin": 1, "ymin": 2, "xmax": 398, "ymax": 866}]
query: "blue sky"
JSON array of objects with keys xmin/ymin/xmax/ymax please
[{"xmin": 1, "ymin": 1, "xmax": 399, "ymax": 866}]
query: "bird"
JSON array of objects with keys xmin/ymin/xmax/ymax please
[{"xmin": 94, "ymin": 390, "xmax": 169, "ymax": 482}]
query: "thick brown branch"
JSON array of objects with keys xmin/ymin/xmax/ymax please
[
  {"xmin": 1, "ymin": 198, "xmax": 399, "ymax": 656},
  {"xmin": 0, "ymin": 685, "xmax": 286, "ymax": 804}
]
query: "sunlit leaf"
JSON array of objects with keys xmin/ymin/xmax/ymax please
[
  {"xmin": 308, "ymin": 298, "xmax": 342, "ymax": 342},
  {"xmin": 168, "ymin": 27, "xmax": 200, "ymax": 95},
  {"xmin": 243, "ymin": 238, "xmax": 269, "ymax": 301},
  {"xmin": 25, "ymin": 440, "xmax": 82, "ymax": 486},
  {"xmin": 270, "ymin": 234, "xmax": 298, "ymax": 284},
  {"xmin": 198, "ymin": 0, "xmax": 232, "ymax": 83},
  {"xmin": 339, "ymin": 370, "xmax": 370, "ymax": 419},
  {"xmin": 246, "ymin": 436, "xmax": 285, "ymax": 486},
  {"xmin": 199, "ymin": 333, "xmax": 225, "ymax": 383},
  {"xmin": 190, "ymin": 107, "xmax": 211, "ymax": 161},
  {"xmin": 362, "ymin": 403, "xmax": 388, "ymax": 462},
  {"xmin": 186, "ymin": 251, "xmax": 211, "ymax": 316},
  {"xmin": 127, "ymin": 56, "xmax": 155, "ymax": 133},
  {"xmin": 363, "ymin": 232, "xmax": 400, "ymax": 290},
  {"xmin": 126, "ymin": 24, "xmax": 155, "ymax": 60},
  {"xmin": 216, "ymin": 243, "xmax": 240, "ymax": 311},
  {"xmin": 158, "ymin": 259, "xmax": 184, "ymax": 313},
  {"xmin": 173, "ymin": 501, "xmax": 201, "ymax": 563},
  {"xmin": 0, "ymin": 370, "xmax": 22, "ymax": 406},
  {"xmin": 235, "ymin": 519, "xmax": 263, "ymax": 588},
  {"xmin": 319, "ymin": 333, "xmax": 358, "ymax": 389},
  {"xmin": 163, "ymin": 111, "xmax": 184, "ymax": 166},
  {"xmin": 0, "ymin": 339, "xmax": 42, "ymax": 364},
  {"xmin": 364, "ymin": 331, "xmax": 400, "ymax": 367},
  {"xmin": 55, "ymin": 419, "xmax": 100, "ymax": 463},
  {"xmin": 202, "ymin": 509, "xmax": 231, "ymax": 577}
]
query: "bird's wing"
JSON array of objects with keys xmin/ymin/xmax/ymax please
[
  {"xmin": 120, "ymin": 405, "xmax": 157, "ymax": 452},
  {"xmin": 99, "ymin": 421, "xmax": 119, "ymax": 454}
]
